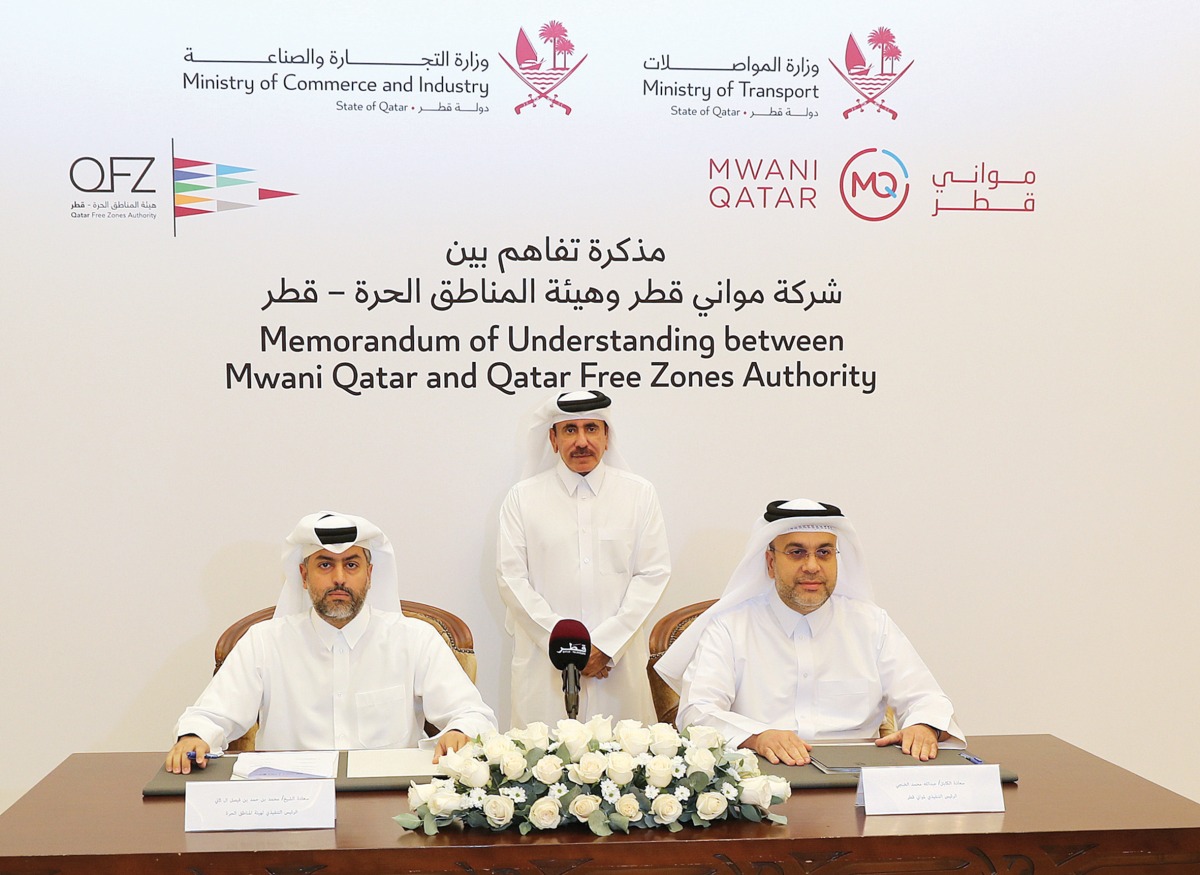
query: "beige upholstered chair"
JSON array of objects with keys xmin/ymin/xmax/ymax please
[
  {"xmin": 645, "ymin": 598, "xmax": 896, "ymax": 736},
  {"xmin": 213, "ymin": 601, "xmax": 478, "ymax": 751}
]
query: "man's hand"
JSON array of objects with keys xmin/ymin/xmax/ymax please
[
  {"xmin": 876, "ymin": 724, "xmax": 940, "ymax": 761},
  {"xmin": 582, "ymin": 647, "xmax": 611, "ymax": 679},
  {"xmin": 166, "ymin": 735, "xmax": 210, "ymax": 774},
  {"xmin": 433, "ymin": 729, "xmax": 470, "ymax": 763},
  {"xmin": 742, "ymin": 729, "xmax": 812, "ymax": 765}
]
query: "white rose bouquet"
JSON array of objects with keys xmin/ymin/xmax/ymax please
[{"xmin": 394, "ymin": 722, "xmax": 789, "ymax": 836}]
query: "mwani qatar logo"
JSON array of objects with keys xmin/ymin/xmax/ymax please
[
  {"xmin": 499, "ymin": 20, "xmax": 588, "ymax": 115},
  {"xmin": 828, "ymin": 27, "xmax": 913, "ymax": 120},
  {"xmin": 840, "ymin": 148, "xmax": 910, "ymax": 221}
]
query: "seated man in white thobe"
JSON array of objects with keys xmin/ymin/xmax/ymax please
[
  {"xmin": 166, "ymin": 511, "xmax": 496, "ymax": 773},
  {"xmin": 497, "ymin": 390, "xmax": 671, "ymax": 727},
  {"xmin": 656, "ymin": 499, "xmax": 964, "ymax": 765}
]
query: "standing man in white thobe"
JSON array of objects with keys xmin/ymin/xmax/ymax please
[{"xmin": 497, "ymin": 390, "xmax": 671, "ymax": 727}]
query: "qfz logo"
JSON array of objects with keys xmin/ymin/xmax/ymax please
[
  {"xmin": 69, "ymin": 156, "xmax": 156, "ymax": 193},
  {"xmin": 839, "ymin": 148, "xmax": 909, "ymax": 221}
]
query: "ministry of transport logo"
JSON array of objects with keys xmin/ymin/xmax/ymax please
[
  {"xmin": 499, "ymin": 20, "xmax": 588, "ymax": 115},
  {"xmin": 829, "ymin": 27, "xmax": 914, "ymax": 120}
]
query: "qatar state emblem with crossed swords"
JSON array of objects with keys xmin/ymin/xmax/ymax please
[
  {"xmin": 829, "ymin": 26, "xmax": 914, "ymax": 120},
  {"xmin": 500, "ymin": 20, "xmax": 588, "ymax": 115}
]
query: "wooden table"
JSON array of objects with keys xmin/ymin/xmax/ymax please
[{"xmin": 2, "ymin": 735, "xmax": 1199, "ymax": 874}]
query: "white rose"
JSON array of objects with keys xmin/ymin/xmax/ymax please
[
  {"xmin": 738, "ymin": 775, "xmax": 774, "ymax": 808},
  {"xmin": 456, "ymin": 756, "xmax": 492, "ymax": 789},
  {"xmin": 528, "ymin": 796, "xmax": 562, "ymax": 830},
  {"xmin": 482, "ymin": 732, "xmax": 518, "ymax": 763},
  {"xmin": 568, "ymin": 793, "xmax": 602, "ymax": 822},
  {"xmin": 586, "ymin": 714, "xmax": 614, "ymax": 744},
  {"xmin": 766, "ymin": 774, "xmax": 791, "ymax": 804},
  {"xmin": 648, "ymin": 723, "xmax": 682, "ymax": 756},
  {"xmin": 407, "ymin": 781, "xmax": 431, "ymax": 810},
  {"xmin": 729, "ymin": 749, "xmax": 760, "ymax": 778},
  {"xmin": 695, "ymin": 791, "xmax": 729, "ymax": 821},
  {"xmin": 686, "ymin": 725, "xmax": 723, "ymax": 750},
  {"xmin": 481, "ymin": 794, "xmax": 515, "ymax": 828},
  {"xmin": 508, "ymin": 721, "xmax": 551, "ymax": 751},
  {"xmin": 435, "ymin": 748, "xmax": 469, "ymax": 780},
  {"xmin": 426, "ymin": 785, "xmax": 465, "ymax": 817},
  {"xmin": 555, "ymin": 719, "xmax": 593, "ymax": 761},
  {"xmin": 645, "ymin": 754, "xmax": 676, "ymax": 788},
  {"xmin": 684, "ymin": 745, "xmax": 717, "ymax": 778},
  {"xmin": 615, "ymin": 793, "xmax": 642, "ymax": 820},
  {"xmin": 567, "ymin": 750, "xmax": 607, "ymax": 784},
  {"xmin": 500, "ymin": 751, "xmax": 528, "ymax": 781},
  {"xmin": 614, "ymin": 721, "xmax": 652, "ymax": 756},
  {"xmin": 605, "ymin": 750, "xmax": 636, "ymax": 785},
  {"xmin": 532, "ymin": 754, "xmax": 565, "ymax": 785},
  {"xmin": 650, "ymin": 792, "xmax": 684, "ymax": 825}
]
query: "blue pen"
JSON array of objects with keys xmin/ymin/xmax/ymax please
[
  {"xmin": 959, "ymin": 753, "xmax": 984, "ymax": 765},
  {"xmin": 187, "ymin": 750, "xmax": 224, "ymax": 760}
]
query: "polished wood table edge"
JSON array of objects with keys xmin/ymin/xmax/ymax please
[{"xmin": 3, "ymin": 735, "xmax": 1200, "ymax": 875}]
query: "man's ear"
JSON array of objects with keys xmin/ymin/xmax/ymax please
[
  {"xmin": 548, "ymin": 426, "xmax": 560, "ymax": 453},
  {"xmin": 299, "ymin": 561, "xmax": 310, "ymax": 590}
]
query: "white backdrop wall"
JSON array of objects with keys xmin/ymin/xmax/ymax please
[{"xmin": 3, "ymin": 1, "xmax": 1198, "ymax": 813}]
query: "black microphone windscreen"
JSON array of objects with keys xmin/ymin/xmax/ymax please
[{"xmin": 548, "ymin": 619, "xmax": 591, "ymax": 670}]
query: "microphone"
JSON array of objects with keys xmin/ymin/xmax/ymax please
[{"xmin": 548, "ymin": 619, "xmax": 591, "ymax": 719}]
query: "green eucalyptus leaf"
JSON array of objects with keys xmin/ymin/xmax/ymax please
[{"xmin": 587, "ymin": 810, "xmax": 613, "ymax": 836}]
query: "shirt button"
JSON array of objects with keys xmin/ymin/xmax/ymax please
[{"xmin": 583, "ymin": 558, "xmax": 591, "ymax": 565}]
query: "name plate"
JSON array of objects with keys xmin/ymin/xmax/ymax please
[
  {"xmin": 184, "ymin": 779, "xmax": 336, "ymax": 831},
  {"xmin": 857, "ymin": 764, "xmax": 1004, "ymax": 815}
]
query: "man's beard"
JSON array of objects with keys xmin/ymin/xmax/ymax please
[
  {"xmin": 312, "ymin": 584, "xmax": 367, "ymax": 620},
  {"xmin": 777, "ymin": 578, "xmax": 831, "ymax": 614}
]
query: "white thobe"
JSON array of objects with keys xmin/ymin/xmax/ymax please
[
  {"xmin": 677, "ymin": 593, "xmax": 964, "ymax": 747},
  {"xmin": 175, "ymin": 606, "xmax": 497, "ymax": 751},
  {"xmin": 497, "ymin": 460, "xmax": 671, "ymax": 726}
]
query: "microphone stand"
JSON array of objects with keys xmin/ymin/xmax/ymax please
[{"xmin": 562, "ymin": 664, "xmax": 581, "ymax": 719}]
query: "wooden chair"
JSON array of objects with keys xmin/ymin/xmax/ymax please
[
  {"xmin": 645, "ymin": 598, "xmax": 896, "ymax": 736},
  {"xmin": 213, "ymin": 601, "xmax": 478, "ymax": 751},
  {"xmin": 646, "ymin": 599, "xmax": 717, "ymax": 727}
]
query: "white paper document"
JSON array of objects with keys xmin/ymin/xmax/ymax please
[
  {"xmin": 346, "ymin": 748, "xmax": 443, "ymax": 779},
  {"xmin": 231, "ymin": 750, "xmax": 339, "ymax": 780},
  {"xmin": 184, "ymin": 779, "xmax": 336, "ymax": 831},
  {"xmin": 858, "ymin": 764, "xmax": 1004, "ymax": 815}
]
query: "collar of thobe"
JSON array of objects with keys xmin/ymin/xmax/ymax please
[
  {"xmin": 309, "ymin": 605, "xmax": 371, "ymax": 651},
  {"xmin": 767, "ymin": 591, "xmax": 836, "ymax": 639},
  {"xmin": 556, "ymin": 458, "xmax": 608, "ymax": 496}
]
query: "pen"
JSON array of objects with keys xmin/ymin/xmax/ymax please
[
  {"xmin": 958, "ymin": 753, "xmax": 984, "ymax": 765},
  {"xmin": 187, "ymin": 750, "xmax": 224, "ymax": 760}
]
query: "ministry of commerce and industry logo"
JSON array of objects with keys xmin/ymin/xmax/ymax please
[
  {"xmin": 828, "ymin": 26, "xmax": 913, "ymax": 120},
  {"xmin": 499, "ymin": 20, "xmax": 588, "ymax": 115}
]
